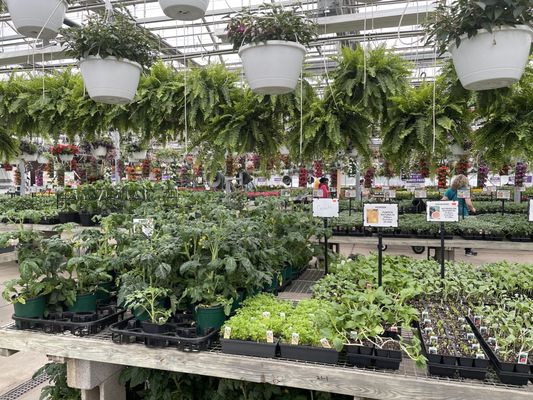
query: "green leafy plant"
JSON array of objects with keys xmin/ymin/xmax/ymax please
[
  {"xmin": 60, "ymin": 11, "xmax": 158, "ymax": 69},
  {"xmin": 425, "ymin": 0, "xmax": 533, "ymax": 54},
  {"xmin": 125, "ymin": 286, "xmax": 176, "ymax": 325},
  {"xmin": 19, "ymin": 140, "xmax": 39, "ymax": 155},
  {"xmin": 34, "ymin": 363, "xmax": 80, "ymax": 400},
  {"xmin": 226, "ymin": 3, "xmax": 317, "ymax": 50}
]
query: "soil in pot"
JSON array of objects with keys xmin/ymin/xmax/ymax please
[
  {"xmin": 195, "ymin": 305, "xmax": 226, "ymax": 336},
  {"xmin": 13, "ymin": 295, "xmax": 47, "ymax": 318},
  {"xmin": 68, "ymin": 293, "xmax": 97, "ymax": 313}
]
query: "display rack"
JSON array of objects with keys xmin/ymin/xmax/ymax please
[{"xmin": 0, "ymin": 324, "xmax": 531, "ymax": 400}]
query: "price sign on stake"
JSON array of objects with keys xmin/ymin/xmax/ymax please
[
  {"xmin": 415, "ymin": 189, "xmax": 427, "ymax": 199},
  {"xmin": 313, "ymin": 198, "xmax": 339, "ymax": 218},
  {"xmin": 363, "ymin": 204, "xmax": 398, "ymax": 228},
  {"xmin": 345, "ymin": 189, "xmax": 357, "ymax": 198},
  {"xmin": 426, "ymin": 201, "xmax": 459, "ymax": 223},
  {"xmin": 496, "ymin": 190, "xmax": 511, "ymax": 200}
]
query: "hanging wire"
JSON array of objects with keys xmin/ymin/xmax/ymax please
[
  {"xmin": 299, "ymin": 67, "xmax": 304, "ymax": 160},
  {"xmin": 432, "ymin": 45, "xmax": 437, "ymax": 154},
  {"xmin": 183, "ymin": 21, "xmax": 188, "ymax": 155}
]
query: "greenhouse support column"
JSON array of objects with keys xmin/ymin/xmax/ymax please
[
  {"xmin": 323, "ymin": 218, "xmax": 329, "ymax": 275},
  {"xmin": 67, "ymin": 359, "xmax": 125, "ymax": 400},
  {"xmin": 514, "ymin": 189, "xmax": 521, "ymax": 204},
  {"xmin": 355, "ymin": 165, "xmax": 361, "ymax": 200},
  {"xmin": 440, "ymin": 222, "xmax": 445, "ymax": 281},
  {"xmin": 18, "ymin": 161, "xmax": 26, "ymax": 196},
  {"xmin": 377, "ymin": 230, "xmax": 383, "ymax": 286}
]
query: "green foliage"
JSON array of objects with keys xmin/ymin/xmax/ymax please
[
  {"xmin": 34, "ymin": 363, "xmax": 80, "ymax": 400},
  {"xmin": 60, "ymin": 11, "xmax": 158, "ymax": 69},
  {"xmin": 426, "ymin": 0, "xmax": 533, "ymax": 54},
  {"xmin": 125, "ymin": 286, "xmax": 176, "ymax": 325},
  {"xmin": 226, "ymin": 3, "xmax": 317, "ymax": 49}
]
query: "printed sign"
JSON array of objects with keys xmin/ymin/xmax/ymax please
[
  {"xmin": 133, "ymin": 218, "xmax": 155, "ymax": 238},
  {"xmin": 457, "ymin": 189, "xmax": 471, "ymax": 199},
  {"xmin": 414, "ymin": 189, "xmax": 427, "ymax": 199},
  {"xmin": 313, "ymin": 189, "xmax": 324, "ymax": 198},
  {"xmin": 363, "ymin": 204, "xmax": 398, "ymax": 228},
  {"xmin": 345, "ymin": 189, "xmax": 357, "ymax": 199},
  {"xmin": 529, "ymin": 200, "xmax": 533, "ymax": 223},
  {"xmin": 385, "ymin": 189, "xmax": 396, "ymax": 199},
  {"xmin": 496, "ymin": 190, "xmax": 511, "ymax": 200},
  {"xmin": 313, "ymin": 198, "xmax": 339, "ymax": 218},
  {"xmin": 427, "ymin": 201, "xmax": 459, "ymax": 223},
  {"xmin": 491, "ymin": 176, "xmax": 502, "ymax": 186}
]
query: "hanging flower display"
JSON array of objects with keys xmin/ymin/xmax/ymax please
[
  {"xmin": 477, "ymin": 165, "xmax": 489, "ymax": 188},
  {"xmin": 313, "ymin": 160, "xmax": 323, "ymax": 178},
  {"xmin": 364, "ymin": 167, "xmax": 375, "ymax": 188},
  {"xmin": 515, "ymin": 162, "xmax": 528, "ymax": 187},
  {"xmin": 454, "ymin": 156, "xmax": 470, "ymax": 176},
  {"xmin": 418, "ymin": 159, "xmax": 430, "ymax": 178},
  {"xmin": 142, "ymin": 158, "xmax": 151, "ymax": 178},
  {"xmin": 298, "ymin": 167, "xmax": 308, "ymax": 188},
  {"xmin": 436, "ymin": 165, "xmax": 450, "ymax": 189}
]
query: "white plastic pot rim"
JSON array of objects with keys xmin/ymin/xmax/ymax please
[
  {"xmin": 79, "ymin": 55, "xmax": 143, "ymax": 71},
  {"xmin": 238, "ymin": 40, "xmax": 307, "ymax": 55},
  {"xmin": 450, "ymin": 25, "xmax": 533, "ymax": 50}
]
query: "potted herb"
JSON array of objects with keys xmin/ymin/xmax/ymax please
[
  {"xmin": 5, "ymin": 0, "xmax": 69, "ymax": 40},
  {"xmin": 50, "ymin": 144, "xmax": 79, "ymax": 162},
  {"xmin": 226, "ymin": 3, "xmax": 317, "ymax": 95},
  {"xmin": 65, "ymin": 255, "xmax": 111, "ymax": 313},
  {"xmin": 89, "ymin": 137, "xmax": 114, "ymax": 158},
  {"xmin": 19, "ymin": 140, "xmax": 39, "ymax": 162},
  {"xmin": 425, "ymin": 0, "xmax": 533, "ymax": 90},
  {"xmin": 60, "ymin": 12, "xmax": 157, "ymax": 104},
  {"xmin": 124, "ymin": 286, "xmax": 176, "ymax": 346},
  {"xmin": 158, "ymin": 0, "xmax": 209, "ymax": 21},
  {"xmin": 126, "ymin": 142, "xmax": 148, "ymax": 161}
]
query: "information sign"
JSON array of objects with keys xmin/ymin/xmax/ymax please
[
  {"xmin": 427, "ymin": 201, "xmax": 459, "ymax": 223},
  {"xmin": 313, "ymin": 198, "xmax": 339, "ymax": 218},
  {"xmin": 496, "ymin": 190, "xmax": 511, "ymax": 200},
  {"xmin": 345, "ymin": 189, "xmax": 357, "ymax": 199},
  {"xmin": 363, "ymin": 204, "xmax": 398, "ymax": 228},
  {"xmin": 414, "ymin": 189, "xmax": 427, "ymax": 199},
  {"xmin": 313, "ymin": 189, "xmax": 324, "ymax": 198}
]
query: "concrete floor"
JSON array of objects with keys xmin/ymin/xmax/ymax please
[
  {"xmin": 0, "ymin": 261, "xmax": 47, "ymax": 399},
  {"xmin": 0, "ymin": 244, "xmax": 532, "ymax": 399}
]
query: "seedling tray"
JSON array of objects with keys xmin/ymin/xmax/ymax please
[
  {"xmin": 12, "ymin": 305, "xmax": 125, "ymax": 337},
  {"xmin": 416, "ymin": 323, "xmax": 489, "ymax": 380},
  {"xmin": 110, "ymin": 315, "xmax": 218, "ymax": 351},
  {"xmin": 279, "ymin": 343, "xmax": 339, "ymax": 364},
  {"xmin": 467, "ymin": 316, "xmax": 532, "ymax": 385},
  {"xmin": 344, "ymin": 344, "xmax": 402, "ymax": 370},
  {"xmin": 220, "ymin": 338, "xmax": 279, "ymax": 358}
]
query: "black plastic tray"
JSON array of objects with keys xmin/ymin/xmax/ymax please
[
  {"xmin": 110, "ymin": 315, "xmax": 218, "ymax": 351},
  {"xmin": 344, "ymin": 343, "xmax": 402, "ymax": 370},
  {"xmin": 12, "ymin": 305, "xmax": 125, "ymax": 337},
  {"xmin": 467, "ymin": 316, "xmax": 532, "ymax": 385},
  {"xmin": 221, "ymin": 338, "xmax": 279, "ymax": 358},
  {"xmin": 416, "ymin": 323, "xmax": 489, "ymax": 380},
  {"xmin": 279, "ymin": 343, "xmax": 339, "ymax": 364}
]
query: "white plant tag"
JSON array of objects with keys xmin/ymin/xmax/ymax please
[
  {"xmin": 518, "ymin": 352, "xmax": 528, "ymax": 364},
  {"xmin": 430, "ymin": 336, "xmax": 438, "ymax": 344},
  {"xmin": 223, "ymin": 326, "xmax": 231, "ymax": 339},
  {"xmin": 473, "ymin": 315, "xmax": 482, "ymax": 326},
  {"xmin": 466, "ymin": 333, "xmax": 475, "ymax": 341},
  {"xmin": 424, "ymin": 327, "xmax": 433, "ymax": 335},
  {"xmin": 428, "ymin": 347, "xmax": 438, "ymax": 354},
  {"xmin": 320, "ymin": 338, "xmax": 331, "ymax": 349},
  {"xmin": 262, "ymin": 311, "xmax": 271, "ymax": 318},
  {"xmin": 475, "ymin": 353, "xmax": 485, "ymax": 359},
  {"xmin": 421, "ymin": 310, "xmax": 429, "ymax": 319},
  {"xmin": 291, "ymin": 332, "xmax": 299, "ymax": 345},
  {"xmin": 423, "ymin": 318, "xmax": 431, "ymax": 326},
  {"xmin": 279, "ymin": 312, "xmax": 286, "ymax": 319},
  {"xmin": 480, "ymin": 326, "xmax": 488, "ymax": 334},
  {"xmin": 471, "ymin": 343, "xmax": 480, "ymax": 351},
  {"xmin": 266, "ymin": 330, "xmax": 274, "ymax": 344}
]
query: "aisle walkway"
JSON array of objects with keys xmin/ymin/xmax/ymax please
[{"xmin": 0, "ymin": 261, "xmax": 47, "ymax": 400}]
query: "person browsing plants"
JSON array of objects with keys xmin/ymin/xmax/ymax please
[
  {"xmin": 319, "ymin": 177, "xmax": 329, "ymax": 198},
  {"xmin": 442, "ymin": 174, "xmax": 477, "ymax": 256}
]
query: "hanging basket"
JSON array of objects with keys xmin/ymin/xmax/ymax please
[
  {"xmin": 131, "ymin": 150, "xmax": 147, "ymax": 160},
  {"xmin": 59, "ymin": 154, "xmax": 74, "ymax": 162},
  {"xmin": 239, "ymin": 40, "xmax": 306, "ymax": 95},
  {"xmin": 79, "ymin": 56, "xmax": 142, "ymax": 105},
  {"xmin": 158, "ymin": 0, "xmax": 209, "ymax": 21},
  {"xmin": 450, "ymin": 25, "xmax": 533, "ymax": 91},
  {"xmin": 6, "ymin": 0, "xmax": 67, "ymax": 40},
  {"xmin": 21, "ymin": 153, "xmax": 38, "ymax": 162},
  {"xmin": 91, "ymin": 146, "xmax": 108, "ymax": 158}
]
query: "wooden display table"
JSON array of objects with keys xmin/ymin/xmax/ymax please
[{"xmin": 0, "ymin": 324, "xmax": 531, "ymax": 400}]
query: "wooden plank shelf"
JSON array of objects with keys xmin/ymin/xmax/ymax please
[{"xmin": 0, "ymin": 324, "xmax": 531, "ymax": 400}]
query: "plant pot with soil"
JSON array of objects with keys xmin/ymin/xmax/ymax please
[
  {"xmin": 426, "ymin": 0, "xmax": 533, "ymax": 90},
  {"xmin": 6, "ymin": 0, "xmax": 68, "ymax": 40},
  {"xmin": 226, "ymin": 4, "xmax": 317, "ymax": 95},
  {"xmin": 61, "ymin": 12, "xmax": 157, "ymax": 104}
]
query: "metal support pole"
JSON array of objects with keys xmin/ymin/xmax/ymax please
[
  {"xmin": 18, "ymin": 161, "xmax": 26, "ymax": 196},
  {"xmin": 349, "ymin": 197, "xmax": 352, "ymax": 216},
  {"xmin": 501, "ymin": 199, "xmax": 505, "ymax": 216},
  {"xmin": 440, "ymin": 222, "xmax": 445, "ymax": 282}
]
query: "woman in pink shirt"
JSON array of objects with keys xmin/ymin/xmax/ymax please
[{"xmin": 319, "ymin": 177, "xmax": 329, "ymax": 198}]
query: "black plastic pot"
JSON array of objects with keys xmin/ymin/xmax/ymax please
[
  {"xmin": 279, "ymin": 343, "xmax": 339, "ymax": 364},
  {"xmin": 141, "ymin": 321, "xmax": 170, "ymax": 347},
  {"xmin": 58, "ymin": 211, "xmax": 80, "ymax": 224},
  {"xmin": 345, "ymin": 344, "xmax": 374, "ymax": 356},
  {"xmin": 220, "ymin": 338, "xmax": 278, "ymax": 358},
  {"xmin": 79, "ymin": 212, "xmax": 97, "ymax": 227}
]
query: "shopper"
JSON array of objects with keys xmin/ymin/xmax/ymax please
[
  {"xmin": 442, "ymin": 174, "xmax": 477, "ymax": 256},
  {"xmin": 319, "ymin": 177, "xmax": 330, "ymax": 198}
]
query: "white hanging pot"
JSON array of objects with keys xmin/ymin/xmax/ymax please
[
  {"xmin": 239, "ymin": 40, "xmax": 306, "ymax": 95},
  {"xmin": 131, "ymin": 150, "xmax": 147, "ymax": 160},
  {"xmin": 37, "ymin": 155, "xmax": 49, "ymax": 164},
  {"xmin": 92, "ymin": 146, "xmax": 108, "ymax": 158},
  {"xmin": 158, "ymin": 0, "xmax": 209, "ymax": 21},
  {"xmin": 21, "ymin": 153, "xmax": 38, "ymax": 162},
  {"xmin": 450, "ymin": 25, "xmax": 533, "ymax": 91},
  {"xmin": 6, "ymin": 0, "xmax": 67, "ymax": 40},
  {"xmin": 79, "ymin": 56, "xmax": 142, "ymax": 105},
  {"xmin": 59, "ymin": 154, "xmax": 74, "ymax": 162}
]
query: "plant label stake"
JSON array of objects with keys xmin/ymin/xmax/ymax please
[
  {"xmin": 363, "ymin": 204, "xmax": 398, "ymax": 287},
  {"xmin": 312, "ymin": 199, "xmax": 339, "ymax": 275},
  {"xmin": 426, "ymin": 201, "xmax": 459, "ymax": 283},
  {"xmin": 497, "ymin": 190, "xmax": 511, "ymax": 215}
]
